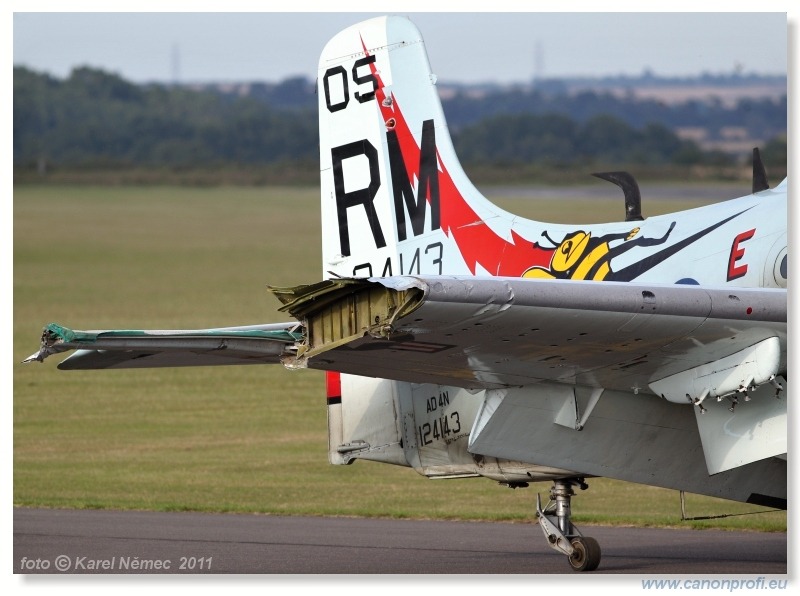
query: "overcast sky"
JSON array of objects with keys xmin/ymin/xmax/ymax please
[{"xmin": 11, "ymin": 9, "xmax": 791, "ymax": 85}]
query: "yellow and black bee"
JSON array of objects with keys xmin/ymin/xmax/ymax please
[{"xmin": 523, "ymin": 222, "xmax": 675, "ymax": 281}]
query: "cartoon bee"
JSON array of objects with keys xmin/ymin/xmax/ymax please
[{"xmin": 523, "ymin": 222, "xmax": 675, "ymax": 281}]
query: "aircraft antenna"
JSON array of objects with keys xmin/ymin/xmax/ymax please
[
  {"xmin": 752, "ymin": 147, "xmax": 770, "ymax": 193},
  {"xmin": 591, "ymin": 171, "xmax": 644, "ymax": 222}
]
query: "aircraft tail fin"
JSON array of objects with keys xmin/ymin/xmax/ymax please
[{"xmin": 318, "ymin": 16, "xmax": 549, "ymax": 279}]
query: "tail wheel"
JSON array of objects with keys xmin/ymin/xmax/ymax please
[{"xmin": 568, "ymin": 537, "xmax": 601, "ymax": 572}]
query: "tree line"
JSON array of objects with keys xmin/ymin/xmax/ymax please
[
  {"xmin": 13, "ymin": 66, "xmax": 787, "ymax": 178},
  {"xmin": 442, "ymin": 83, "xmax": 786, "ymax": 138}
]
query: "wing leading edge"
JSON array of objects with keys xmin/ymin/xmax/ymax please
[{"xmin": 272, "ymin": 276, "xmax": 787, "ymax": 394}]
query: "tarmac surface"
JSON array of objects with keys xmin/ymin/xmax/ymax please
[{"xmin": 13, "ymin": 507, "xmax": 787, "ymax": 575}]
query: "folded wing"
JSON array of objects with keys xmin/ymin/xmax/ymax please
[
  {"xmin": 24, "ymin": 322, "xmax": 301, "ymax": 370},
  {"xmin": 272, "ymin": 276, "xmax": 787, "ymax": 395}
]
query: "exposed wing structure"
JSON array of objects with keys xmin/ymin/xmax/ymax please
[
  {"xmin": 272, "ymin": 276, "xmax": 786, "ymax": 394},
  {"xmin": 24, "ymin": 322, "xmax": 301, "ymax": 370}
]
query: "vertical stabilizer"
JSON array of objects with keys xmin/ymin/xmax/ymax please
[{"xmin": 318, "ymin": 16, "xmax": 546, "ymax": 280}]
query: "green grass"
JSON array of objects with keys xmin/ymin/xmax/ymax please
[{"xmin": 13, "ymin": 184, "xmax": 786, "ymax": 531}]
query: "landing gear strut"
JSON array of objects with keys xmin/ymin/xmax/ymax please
[{"xmin": 536, "ymin": 478, "xmax": 601, "ymax": 572}]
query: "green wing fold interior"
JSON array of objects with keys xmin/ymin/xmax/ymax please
[{"xmin": 24, "ymin": 322, "xmax": 303, "ymax": 370}]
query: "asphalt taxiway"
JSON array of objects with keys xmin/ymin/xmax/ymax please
[{"xmin": 13, "ymin": 507, "xmax": 787, "ymax": 575}]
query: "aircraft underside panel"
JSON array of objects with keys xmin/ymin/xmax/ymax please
[
  {"xmin": 692, "ymin": 376, "xmax": 787, "ymax": 474},
  {"xmin": 330, "ymin": 375, "xmax": 580, "ymax": 482},
  {"xmin": 328, "ymin": 375, "xmax": 407, "ymax": 466},
  {"xmin": 401, "ymin": 382, "xmax": 579, "ymax": 481},
  {"xmin": 468, "ymin": 383, "xmax": 786, "ymax": 508}
]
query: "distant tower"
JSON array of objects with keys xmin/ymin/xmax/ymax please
[
  {"xmin": 533, "ymin": 40, "xmax": 544, "ymax": 84},
  {"xmin": 171, "ymin": 43, "xmax": 181, "ymax": 85}
]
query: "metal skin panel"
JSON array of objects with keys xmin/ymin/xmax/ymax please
[
  {"xmin": 649, "ymin": 337, "xmax": 782, "ymax": 404},
  {"xmin": 407, "ymin": 383, "xmax": 485, "ymax": 478},
  {"xmin": 467, "ymin": 384, "xmax": 786, "ymax": 507},
  {"xmin": 331, "ymin": 376, "xmax": 407, "ymax": 467},
  {"xmin": 331, "ymin": 375, "xmax": 580, "ymax": 483},
  {"xmin": 281, "ymin": 277, "xmax": 786, "ymax": 396},
  {"xmin": 465, "ymin": 377, "xmax": 787, "ymax": 490},
  {"xmin": 692, "ymin": 377, "xmax": 788, "ymax": 474}
]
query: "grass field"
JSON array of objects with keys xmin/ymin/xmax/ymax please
[{"xmin": 13, "ymin": 184, "xmax": 786, "ymax": 532}]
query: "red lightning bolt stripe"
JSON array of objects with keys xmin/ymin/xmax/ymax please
[{"xmin": 360, "ymin": 36, "xmax": 553, "ymax": 276}]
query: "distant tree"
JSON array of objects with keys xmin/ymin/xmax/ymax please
[
  {"xmin": 671, "ymin": 143, "xmax": 707, "ymax": 166},
  {"xmin": 760, "ymin": 135, "xmax": 787, "ymax": 170},
  {"xmin": 452, "ymin": 112, "xmax": 710, "ymax": 167},
  {"xmin": 13, "ymin": 66, "xmax": 317, "ymax": 170},
  {"xmin": 13, "ymin": 66, "xmax": 779, "ymax": 175},
  {"xmin": 65, "ymin": 66, "xmax": 143, "ymax": 102},
  {"xmin": 577, "ymin": 115, "xmax": 635, "ymax": 161}
]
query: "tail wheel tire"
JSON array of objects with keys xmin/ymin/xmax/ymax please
[{"xmin": 568, "ymin": 537, "xmax": 601, "ymax": 572}]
